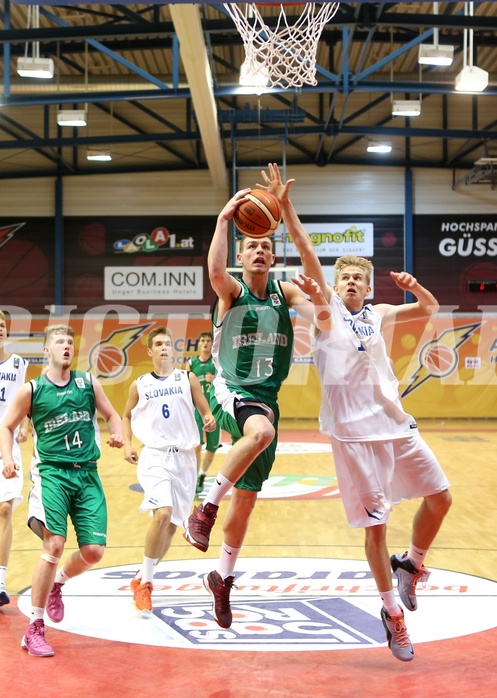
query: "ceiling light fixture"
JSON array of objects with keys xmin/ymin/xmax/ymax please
[
  {"xmin": 366, "ymin": 141, "xmax": 392, "ymax": 154},
  {"xmin": 418, "ymin": 43, "xmax": 454, "ymax": 66},
  {"xmin": 418, "ymin": 3, "xmax": 454, "ymax": 66},
  {"xmin": 86, "ymin": 149, "xmax": 112, "ymax": 162},
  {"xmin": 17, "ymin": 6, "xmax": 54, "ymax": 79},
  {"xmin": 455, "ymin": 64, "xmax": 488, "ymax": 92},
  {"xmin": 392, "ymin": 99, "xmax": 422, "ymax": 117},
  {"xmin": 17, "ymin": 56, "xmax": 54, "ymax": 79},
  {"xmin": 57, "ymin": 108, "xmax": 87, "ymax": 127},
  {"xmin": 455, "ymin": 2, "xmax": 488, "ymax": 92}
]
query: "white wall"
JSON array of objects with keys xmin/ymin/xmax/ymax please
[{"xmin": 2, "ymin": 165, "xmax": 497, "ymax": 216}]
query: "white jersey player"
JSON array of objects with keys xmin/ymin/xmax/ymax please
[
  {"xmin": 0, "ymin": 310, "xmax": 29, "ymax": 605},
  {"xmin": 262, "ymin": 161, "xmax": 451, "ymax": 663},
  {"xmin": 123, "ymin": 326, "xmax": 215, "ymax": 615}
]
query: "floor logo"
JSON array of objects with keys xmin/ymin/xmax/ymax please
[{"xmin": 17, "ymin": 558, "xmax": 497, "ymax": 652}]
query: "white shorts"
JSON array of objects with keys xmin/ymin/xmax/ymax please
[
  {"xmin": 137, "ymin": 446, "xmax": 196, "ymax": 527},
  {"xmin": 330, "ymin": 433, "xmax": 450, "ymax": 529},
  {"xmin": 0, "ymin": 441, "xmax": 23, "ymax": 509}
]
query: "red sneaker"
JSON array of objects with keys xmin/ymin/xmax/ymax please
[{"xmin": 183, "ymin": 503, "xmax": 218, "ymax": 552}]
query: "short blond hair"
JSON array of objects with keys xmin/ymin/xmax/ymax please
[
  {"xmin": 334, "ymin": 254, "xmax": 373, "ymax": 284},
  {"xmin": 43, "ymin": 324, "xmax": 75, "ymax": 347},
  {"xmin": 0, "ymin": 310, "xmax": 5, "ymax": 323}
]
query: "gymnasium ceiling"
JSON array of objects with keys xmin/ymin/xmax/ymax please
[{"xmin": 2, "ymin": 1, "xmax": 497, "ymax": 185}]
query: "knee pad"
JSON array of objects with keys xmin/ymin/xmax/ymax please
[{"xmin": 41, "ymin": 553, "xmax": 61, "ymax": 565}]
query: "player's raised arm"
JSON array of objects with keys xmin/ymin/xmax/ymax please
[
  {"xmin": 376, "ymin": 272, "xmax": 440, "ymax": 325},
  {"xmin": 258, "ymin": 163, "xmax": 331, "ymax": 302},
  {"xmin": 208, "ymin": 190, "xmax": 250, "ymax": 304}
]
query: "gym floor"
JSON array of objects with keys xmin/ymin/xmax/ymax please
[{"xmin": 1, "ymin": 419, "xmax": 496, "ymax": 697}]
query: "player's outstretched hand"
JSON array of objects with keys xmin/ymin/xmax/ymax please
[
  {"xmin": 219, "ymin": 189, "xmax": 251, "ymax": 222},
  {"xmin": 292, "ymin": 273, "xmax": 325, "ymax": 300},
  {"xmin": 390, "ymin": 271, "xmax": 418, "ymax": 291},
  {"xmin": 257, "ymin": 162, "xmax": 295, "ymax": 203}
]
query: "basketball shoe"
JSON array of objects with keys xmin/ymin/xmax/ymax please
[
  {"xmin": 183, "ymin": 503, "xmax": 218, "ymax": 552},
  {"xmin": 0, "ymin": 584, "xmax": 10, "ymax": 606},
  {"xmin": 380, "ymin": 607, "xmax": 414, "ymax": 662},
  {"xmin": 46, "ymin": 582, "xmax": 64, "ymax": 623},
  {"xmin": 133, "ymin": 581, "xmax": 153, "ymax": 613},
  {"xmin": 203, "ymin": 571, "xmax": 235, "ymax": 629},
  {"xmin": 196, "ymin": 472, "xmax": 206, "ymax": 496},
  {"xmin": 21, "ymin": 620, "xmax": 55, "ymax": 657},
  {"xmin": 130, "ymin": 574, "xmax": 141, "ymax": 595},
  {"xmin": 391, "ymin": 552, "xmax": 428, "ymax": 612}
]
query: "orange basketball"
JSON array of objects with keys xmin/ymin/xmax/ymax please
[{"xmin": 233, "ymin": 190, "xmax": 281, "ymax": 238}]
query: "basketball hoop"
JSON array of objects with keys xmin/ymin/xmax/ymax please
[{"xmin": 224, "ymin": 2, "xmax": 340, "ymax": 89}]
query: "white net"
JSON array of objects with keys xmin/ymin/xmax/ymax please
[{"xmin": 224, "ymin": 2, "xmax": 340, "ymax": 89}]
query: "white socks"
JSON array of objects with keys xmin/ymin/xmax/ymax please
[
  {"xmin": 54, "ymin": 568, "xmax": 70, "ymax": 585},
  {"xmin": 218, "ymin": 544, "xmax": 240, "ymax": 579},
  {"xmin": 380, "ymin": 589, "xmax": 402, "ymax": 617},
  {"xmin": 141, "ymin": 556, "xmax": 159, "ymax": 584},
  {"xmin": 204, "ymin": 472, "xmax": 234, "ymax": 506},
  {"xmin": 408, "ymin": 544, "xmax": 428, "ymax": 570}
]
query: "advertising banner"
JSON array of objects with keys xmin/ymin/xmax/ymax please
[
  {"xmin": 4, "ymin": 310, "xmax": 496, "ymax": 419},
  {"xmin": 64, "ymin": 216, "xmax": 217, "ymax": 312},
  {"xmin": 277, "ymin": 216, "xmax": 405, "ymax": 304},
  {"xmin": 414, "ymin": 215, "xmax": 497, "ymax": 309}
]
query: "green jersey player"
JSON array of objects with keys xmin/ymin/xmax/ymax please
[
  {"xmin": 0, "ymin": 324, "xmax": 123, "ymax": 658},
  {"xmin": 183, "ymin": 186, "xmax": 332, "ymax": 629},
  {"xmin": 189, "ymin": 331, "xmax": 221, "ymax": 494}
]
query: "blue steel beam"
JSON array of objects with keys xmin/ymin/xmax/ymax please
[
  {"xmin": 0, "ymin": 121, "xmax": 496, "ymax": 152},
  {"xmin": 40, "ymin": 7, "xmax": 173, "ymax": 91}
]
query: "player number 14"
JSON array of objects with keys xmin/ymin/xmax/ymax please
[{"xmin": 64, "ymin": 431, "xmax": 83, "ymax": 450}]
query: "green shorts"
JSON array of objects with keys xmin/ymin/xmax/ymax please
[
  {"xmin": 29, "ymin": 463, "xmax": 107, "ymax": 546},
  {"xmin": 195, "ymin": 410, "xmax": 221, "ymax": 453},
  {"xmin": 211, "ymin": 393, "xmax": 279, "ymax": 492}
]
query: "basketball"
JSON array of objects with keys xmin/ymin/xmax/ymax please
[{"xmin": 233, "ymin": 190, "xmax": 281, "ymax": 238}]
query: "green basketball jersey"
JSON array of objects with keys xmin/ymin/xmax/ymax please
[
  {"xmin": 31, "ymin": 371, "xmax": 101, "ymax": 467},
  {"xmin": 212, "ymin": 278, "xmax": 294, "ymax": 402},
  {"xmin": 189, "ymin": 355, "xmax": 216, "ymax": 400}
]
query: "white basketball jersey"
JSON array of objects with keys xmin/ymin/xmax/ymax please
[
  {"xmin": 0, "ymin": 353, "xmax": 29, "ymax": 436},
  {"xmin": 314, "ymin": 293, "xmax": 417, "ymax": 442},
  {"xmin": 131, "ymin": 369, "xmax": 200, "ymax": 450}
]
